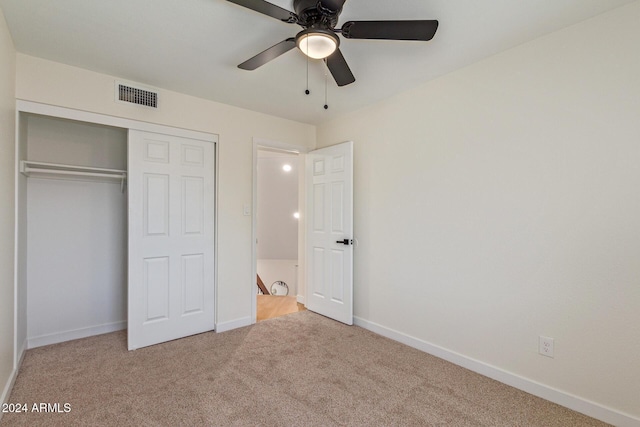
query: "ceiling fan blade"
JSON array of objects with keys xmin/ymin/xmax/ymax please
[
  {"xmin": 325, "ymin": 49, "xmax": 355, "ymax": 87},
  {"xmin": 226, "ymin": 0, "xmax": 296, "ymax": 23},
  {"xmin": 341, "ymin": 20, "xmax": 439, "ymax": 41},
  {"xmin": 319, "ymin": 0, "xmax": 347, "ymax": 13},
  {"xmin": 238, "ymin": 38, "xmax": 296, "ymax": 70}
]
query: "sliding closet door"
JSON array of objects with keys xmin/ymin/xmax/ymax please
[{"xmin": 128, "ymin": 130, "xmax": 215, "ymax": 350}]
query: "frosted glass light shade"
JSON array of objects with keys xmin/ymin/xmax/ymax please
[{"xmin": 297, "ymin": 32, "xmax": 338, "ymax": 59}]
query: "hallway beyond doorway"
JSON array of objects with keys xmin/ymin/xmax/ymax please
[{"xmin": 257, "ymin": 295, "xmax": 306, "ymax": 322}]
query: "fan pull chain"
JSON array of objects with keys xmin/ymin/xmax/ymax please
[
  {"xmin": 305, "ymin": 53, "xmax": 310, "ymax": 95},
  {"xmin": 324, "ymin": 59, "xmax": 329, "ymax": 110}
]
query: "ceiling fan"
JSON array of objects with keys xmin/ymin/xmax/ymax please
[{"xmin": 227, "ymin": 0, "xmax": 439, "ymax": 87}]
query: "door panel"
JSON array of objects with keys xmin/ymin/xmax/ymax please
[
  {"xmin": 145, "ymin": 140, "xmax": 170, "ymax": 162},
  {"xmin": 313, "ymin": 184, "xmax": 325, "ymax": 230},
  {"xmin": 306, "ymin": 141, "xmax": 353, "ymax": 325},
  {"xmin": 331, "ymin": 249, "xmax": 345, "ymax": 302},
  {"xmin": 182, "ymin": 176, "xmax": 204, "ymax": 235},
  {"xmin": 312, "ymin": 247, "xmax": 326, "ymax": 297},
  {"xmin": 144, "ymin": 257, "xmax": 170, "ymax": 321},
  {"xmin": 331, "ymin": 182, "xmax": 345, "ymax": 232},
  {"xmin": 129, "ymin": 130, "xmax": 215, "ymax": 350},
  {"xmin": 144, "ymin": 174, "xmax": 169, "ymax": 236},
  {"xmin": 182, "ymin": 254, "xmax": 205, "ymax": 314}
]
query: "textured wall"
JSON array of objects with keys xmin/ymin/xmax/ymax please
[{"xmin": 317, "ymin": 2, "xmax": 640, "ymax": 421}]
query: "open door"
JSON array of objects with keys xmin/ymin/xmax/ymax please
[
  {"xmin": 128, "ymin": 130, "xmax": 215, "ymax": 350},
  {"xmin": 305, "ymin": 141, "xmax": 353, "ymax": 325}
]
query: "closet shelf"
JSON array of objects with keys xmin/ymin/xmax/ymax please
[{"xmin": 20, "ymin": 160, "xmax": 127, "ymax": 192}]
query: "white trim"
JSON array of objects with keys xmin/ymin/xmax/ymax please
[
  {"xmin": 16, "ymin": 339, "xmax": 26, "ymax": 372},
  {"xmin": 0, "ymin": 342, "xmax": 25, "ymax": 422},
  {"xmin": 213, "ymin": 138, "xmax": 220, "ymax": 337},
  {"xmin": 251, "ymin": 138, "xmax": 309, "ymax": 324},
  {"xmin": 296, "ymin": 295, "xmax": 305, "ymax": 305},
  {"xmin": 13, "ymin": 101, "xmax": 20, "ymax": 371},
  {"xmin": 215, "ymin": 317, "xmax": 252, "ymax": 333},
  {"xmin": 27, "ymin": 321, "xmax": 127, "ymax": 349},
  {"xmin": 16, "ymin": 100, "xmax": 217, "ymax": 143},
  {"xmin": 253, "ymin": 138, "xmax": 310, "ymax": 155},
  {"xmin": 353, "ymin": 316, "xmax": 640, "ymax": 427},
  {"xmin": 251, "ymin": 140, "xmax": 258, "ymax": 324}
]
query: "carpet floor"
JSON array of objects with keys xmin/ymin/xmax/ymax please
[{"xmin": 1, "ymin": 311, "xmax": 609, "ymax": 426}]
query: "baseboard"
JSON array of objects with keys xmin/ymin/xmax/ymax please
[
  {"xmin": 296, "ymin": 294, "xmax": 305, "ymax": 305},
  {"xmin": 0, "ymin": 340, "xmax": 26, "ymax": 423},
  {"xmin": 15, "ymin": 337, "xmax": 26, "ymax": 370},
  {"xmin": 216, "ymin": 316, "xmax": 252, "ymax": 333},
  {"xmin": 27, "ymin": 321, "xmax": 127, "ymax": 349},
  {"xmin": 353, "ymin": 316, "xmax": 639, "ymax": 427}
]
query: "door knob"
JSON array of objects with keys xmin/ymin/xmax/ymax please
[{"xmin": 336, "ymin": 239, "xmax": 353, "ymax": 245}]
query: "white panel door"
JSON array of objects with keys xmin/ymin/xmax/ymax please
[
  {"xmin": 306, "ymin": 141, "xmax": 353, "ymax": 325},
  {"xmin": 128, "ymin": 130, "xmax": 215, "ymax": 350}
]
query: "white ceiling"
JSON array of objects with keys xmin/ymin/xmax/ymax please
[{"xmin": 0, "ymin": 0, "xmax": 634, "ymax": 125}]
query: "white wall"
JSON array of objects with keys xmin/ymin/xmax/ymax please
[
  {"xmin": 0, "ymin": 6, "xmax": 15, "ymax": 409},
  {"xmin": 26, "ymin": 179, "xmax": 127, "ymax": 345},
  {"xmin": 317, "ymin": 2, "xmax": 640, "ymax": 423},
  {"xmin": 24, "ymin": 114, "xmax": 127, "ymax": 347},
  {"xmin": 257, "ymin": 153, "xmax": 299, "ymax": 260},
  {"xmin": 257, "ymin": 259, "xmax": 298, "ymax": 297},
  {"xmin": 15, "ymin": 54, "xmax": 316, "ymax": 330},
  {"xmin": 26, "ymin": 114, "xmax": 127, "ymax": 169}
]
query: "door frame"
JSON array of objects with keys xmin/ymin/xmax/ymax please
[{"xmin": 251, "ymin": 138, "xmax": 308, "ymax": 323}]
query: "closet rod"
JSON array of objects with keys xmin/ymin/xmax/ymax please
[
  {"xmin": 22, "ymin": 167, "xmax": 125, "ymax": 180},
  {"xmin": 20, "ymin": 160, "xmax": 126, "ymax": 175},
  {"xmin": 20, "ymin": 160, "xmax": 127, "ymax": 192}
]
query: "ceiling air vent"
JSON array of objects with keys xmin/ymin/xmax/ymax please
[{"xmin": 115, "ymin": 82, "xmax": 158, "ymax": 108}]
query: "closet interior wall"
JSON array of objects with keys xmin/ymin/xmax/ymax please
[{"xmin": 20, "ymin": 113, "xmax": 128, "ymax": 348}]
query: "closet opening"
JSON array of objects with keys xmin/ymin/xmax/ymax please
[
  {"xmin": 17, "ymin": 113, "xmax": 128, "ymax": 349},
  {"xmin": 14, "ymin": 102, "xmax": 219, "ymax": 353}
]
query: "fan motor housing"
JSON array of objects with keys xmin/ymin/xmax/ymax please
[{"xmin": 294, "ymin": 0, "xmax": 340, "ymax": 28}]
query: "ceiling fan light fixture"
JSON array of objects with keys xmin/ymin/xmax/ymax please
[{"xmin": 296, "ymin": 29, "xmax": 339, "ymax": 59}]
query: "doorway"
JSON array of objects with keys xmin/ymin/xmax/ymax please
[
  {"xmin": 255, "ymin": 148, "xmax": 304, "ymax": 321},
  {"xmin": 251, "ymin": 139, "xmax": 354, "ymax": 325},
  {"xmin": 252, "ymin": 140, "xmax": 308, "ymax": 323}
]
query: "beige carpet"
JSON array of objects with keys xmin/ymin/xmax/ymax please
[{"xmin": 2, "ymin": 311, "xmax": 608, "ymax": 426}]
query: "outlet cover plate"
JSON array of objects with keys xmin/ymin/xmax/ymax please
[{"xmin": 539, "ymin": 336, "xmax": 554, "ymax": 358}]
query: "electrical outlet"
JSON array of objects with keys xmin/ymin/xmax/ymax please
[{"xmin": 539, "ymin": 336, "xmax": 554, "ymax": 358}]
